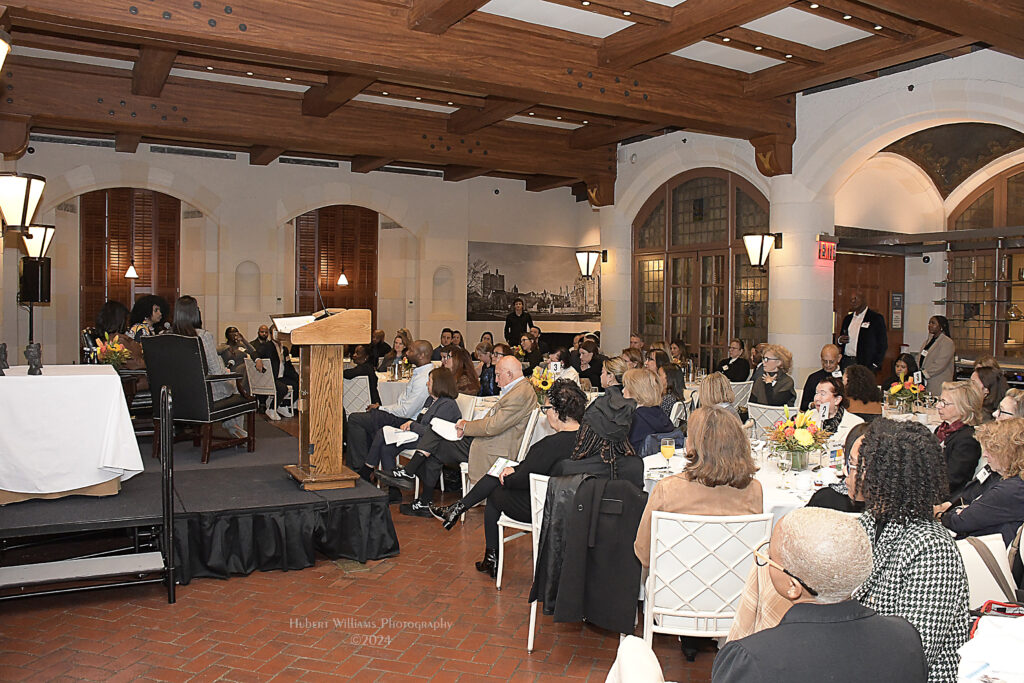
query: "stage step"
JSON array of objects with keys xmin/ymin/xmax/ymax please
[{"xmin": 0, "ymin": 552, "xmax": 165, "ymax": 589}]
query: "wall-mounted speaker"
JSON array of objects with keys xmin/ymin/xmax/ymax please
[{"xmin": 19, "ymin": 257, "xmax": 51, "ymax": 303}]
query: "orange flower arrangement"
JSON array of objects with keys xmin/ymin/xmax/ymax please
[{"xmin": 96, "ymin": 333, "xmax": 132, "ymax": 370}]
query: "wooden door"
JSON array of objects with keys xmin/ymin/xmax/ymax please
[{"xmin": 834, "ymin": 254, "xmax": 905, "ymax": 379}]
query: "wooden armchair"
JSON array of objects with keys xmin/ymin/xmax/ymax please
[{"xmin": 141, "ymin": 334, "xmax": 257, "ymax": 463}]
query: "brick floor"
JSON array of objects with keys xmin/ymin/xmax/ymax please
[{"xmin": 0, "ymin": 437, "xmax": 717, "ymax": 681}]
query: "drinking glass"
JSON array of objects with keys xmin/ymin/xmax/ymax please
[
  {"xmin": 777, "ymin": 451, "xmax": 792, "ymax": 474},
  {"xmin": 661, "ymin": 438, "xmax": 675, "ymax": 461}
]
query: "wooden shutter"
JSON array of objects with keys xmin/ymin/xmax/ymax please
[
  {"xmin": 295, "ymin": 211, "xmax": 318, "ymax": 312},
  {"xmin": 106, "ymin": 188, "xmax": 132, "ymax": 310},
  {"xmin": 79, "ymin": 191, "xmax": 108, "ymax": 332},
  {"xmin": 153, "ymin": 192, "xmax": 180, "ymax": 313}
]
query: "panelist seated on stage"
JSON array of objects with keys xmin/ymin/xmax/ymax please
[
  {"xmin": 250, "ymin": 324, "xmax": 299, "ymax": 417},
  {"xmin": 219, "ymin": 326, "xmax": 261, "ymax": 395},
  {"xmin": 346, "ymin": 339, "xmax": 434, "ymax": 481}
]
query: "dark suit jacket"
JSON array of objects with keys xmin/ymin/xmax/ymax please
[
  {"xmin": 941, "ymin": 475, "xmax": 1024, "ymax": 545},
  {"xmin": 712, "ymin": 601, "xmax": 927, "ymax": 683},
  {"xmin": 839, "ymin": 307, "xmax": 888, "ymax": 371},
  {"xmin": 715, "ymin": 356, "xmax": 751, "ymax": 382},
  {"xmin": 406, "ymin": 396, "xmax": 461, "ymax": 437},
  {"xmin": 799, "ymin": 368, "xmax": 831, "ymax": 411},
  {"xmin": 942, "ymin": 424, "xmax": 982, "ymax": 494}
]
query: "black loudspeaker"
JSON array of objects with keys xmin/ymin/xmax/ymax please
[{"xmin": 19, "ymin": 257, "xmax": 51, "ymax": 303}]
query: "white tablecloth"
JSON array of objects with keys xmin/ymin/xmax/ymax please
[
  {"xmin": 376, "ymin": 373, "xmax": 408, "ymax": 406},
  {"xmin": 0, "ymin": 365, "xmax": 143, "ymax": 494}
]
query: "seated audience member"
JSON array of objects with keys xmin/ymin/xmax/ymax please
[
  {"xmin": 430, "ymin": 380, "xmax": 586, "ymax": 576},
  {"xmin": 937, "ymin": 417, "xmax": 1024, "ymax": 545},
  {"xmin": 624, "ymin": 368, "xmax": 674, "ymax": 454},
  {"xmin": 376, "ymin": 329, "xmax": 412, "ymax": 372},
  {"xmin": 573, "ymin": 339, "xmax": 605, "ymax": 389},
  {"xmin": 251, "ymin": 324, "xmax": 299, "ymax": 416},
  {"xmin": 343, "ymin": 344, "xmax": 380, "ymax": 405},
  {"xmin": 883, "ymin": 352, "xmax": 920, "ymax": 389},
  {"xmin": 669, "ymin": 338, "xmax": 688, "ymax": 366},
  {"xmin": 620, "ymin": 347, "xmax": 644, "ymax": 370},
  {"xmin": 644, "ymin": 348, "xmax": 672, "ymax": 376},
  {"xmin": 634, "ymin": 406, "xmax": 762, "ymax": 567},
  {"xmin": 451, "ymin": 356, "xmax": 537, "ymax": 492},
  {"xmin": 547, "ymin": 347, "xmax": 580, "ymax": 385},
  {"xmin": 812, "ymin": 376, "xmax": 864, "ymax": 448},
  {"xmin": 219, "ymin": 326, "xmax": 260, "ymax": 395},
  {"xmin": 367, "ymin": 329, "xmax": 391, "ymax": 368},
  {"xmin": 442, "ymin": 345, "xmax": 480, "ymax": 395},
  {"xmin": 713, "ymin": 508, "xmax": 927, "ymax": 683},
  {"xmin": 629, "ymin": 332, "xmax": 645, "ymax": 352},
  {"xmin": 475, "ymin": 342, "xmax": 498, "ymax": 396},
  {"xmin": 971, "ymin": 366, "xmax": 1009, "ymax": 422},
  {"xmin": 936, "ymin": 380, "xmax": 984, "ymax": 493},
  {"xmin": 698, "ymin": 371, "xmax": 737, "ymax": 415},
  {"xmin": 346, "ymin": 340, "xmax": 434, "ymax": 481},
  {"xmin": 715, "ymin": 338, "xmax": 751, "ymax": 382},
  {"xmin": 450, "ymin": 329, "xmax": 465, "ymax": 349},
  {"xmin": 601, "ymin": 356, "xmax": 629, "ymax": 391},
  {"xmin": 372, "ymin": 367, "xmax": 461, "ymax": 503},
  {"xmin": 751, "ymin": 344, "xmax": 796, "ymax": 407},
  {"xmin": 649, "ymin": 340, "xmax": 668, "ymax": 354},
  {"xmin": 127, "ymin": 294, "xmax": 169, "ymax": 340},
  {"xmin": 851, "ymin": 419, "xmax": 969, "ymax": 683},
  {"xmin": 843, "ymin": 364, "xmax": 884, "ymax": 419},
  {"xmin": 807, "ymin": 423, "xmax": 869, "ymax": 514},
  {"xmin": 519, "ymin": 333, "xmax": 544, "ymax": 373},
  {"xmin": 749, "ymin": 342, "xmax": 767, "ymax": 384},
  {"xmin": 479, "ymin": 331, "xmax": 494, "ymax": 346},
  {"xmin": 171, "ymin": 295, "xmax": 246, "ymax": 438},
  {"xmin": 974, "ymin": 354, "xmax": 1000, "ymax": 371},
  {"xmin": 431, "ymin": 328, "xmax": 453, "ymax": 361},
  {"xmin": 529, "ymin": 325, "xmax": 548, "ymax": 354},
  {"xmin": 800, "ymin": 344, "xmax": 843, "ymax": 411},
  {"xmin": 659, "ymin": 363, "xmax": 687, "ymax": 419},
  {"xmin": 491, "ymin": 343, "xmax": 513, "ymax": 361},
  {"xmin": 995, "ymin": 387, "xmax": 1024, "ymax": 421}
]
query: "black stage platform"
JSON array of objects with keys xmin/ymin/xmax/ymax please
[{"xmin": 0, "ymin": 420, "xmax": 400, "ymax": 584}]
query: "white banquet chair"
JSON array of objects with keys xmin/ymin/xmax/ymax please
[
  {"xmin": 730, "ymin": 381, "xmax": 753, "ymax": 411},
  {"xmin": 956, "ymin": 533, "xmax": 1017, "ymax": 606},
  {"xmin": 526, "ymin": 473, "xmax": 550, "ymax": 652},
  {"xmin": 746, "ymin": 401, "xmax": 796, "ymax": 438},
  {"xmin": 342, "ymin": 375, "xmax": 371, "ymax": 415}
]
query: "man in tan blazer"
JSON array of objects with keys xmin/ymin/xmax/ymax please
[{"xmin": 457, "ymin": 355, "xmax": 537, "ymax": 487}]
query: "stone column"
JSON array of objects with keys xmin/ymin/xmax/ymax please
[{"xmin": 598, "ymin": 206, "xmax": 632, "ymax": 354}]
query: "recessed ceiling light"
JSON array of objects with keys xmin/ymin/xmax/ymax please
[
  {"xmin": 284, "ymin": 77, "xmax": 292, "ymax": 81},
  {"xmin": 556, "ymin": 116, "xmax": 562, "ymax": 120},
  {"xmin": 528, "ymin": 112, "xmax": 535, "ymax": 116},
  {"xmin": 754, "ymin": 46, "xmax": 763, "ymax": 51},
  {"xmin": 874, "ymin": 24, "xmax": 883, "ymax": 30},
  {"xmin": 785, "ymin": 54, "xmax": 793, "ymax": 58},
  {"xmin": 381, "ymin": 91, "xmax": 389, "ymax": 95},
  {"xmin": 623, "ymin": 10, "xmax": 631, "ymax": 16},
  {"xmin": 447, "ymin": 101, "xmax": 454, "ymax": 105},
  {"xmin": 246, "ymin": 71, "xmax": 253, "ymax": 76},
  {"xmin": 842, "ymin": 14, "xmax": 852, "ymax": 19},
  {"xmin": 581, "ymin": 1, "xmax": 590, "ymax": 5},
  {"xmin": 809, "ymin": 2, "xmax": 819, "ymax": 7},
  {"xmin": 206, "ymin": 66, "xmax": 214, "ymax": 71},
  {"xmin": 722, "ymin": 37, "xmax": 731, "ymax": 42},
  {"xmin": 582, "ymin": 120, "xmax": 589, "ymax": 124},
  {"xmin": 415, "ymin": 96, "xmax": 422, "ymax": 100}
]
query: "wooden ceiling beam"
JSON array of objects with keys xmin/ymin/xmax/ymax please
[
  {"xmin": 542, "ymin": 0, "xmax": 672, "ymax": 26},
  {"xmin": 131, "ymin": 46, "xmax": 177, "ymax": 97},
  {"xmin": 301, "ymin": 72, "xmax": 376, "ymax": 117},
  {"xmin": 448, "ymin": 96, "xmax": 532, "ymax": 134},
  {"xmin": 115, "ymin": 132, "xmax": 142, "ymax": 153},
  {"xmin": 4, "ymin": 0, "xmax": 793, "ymax": 138},
  {"xmin": 249, "ymin": 145, "xmax": 284, "ymax": 165},
  {"xmin": 443, "ymin": 165, "xmax": 489, "ymax": 182},
  {"xmin": 811, "ymin": 0, "xmax": 921, "ymax": 34},
  {"xmin": 3, "ymin": 56, "xmax": 613, "ymax": 188},
  {"xmin": 597, "ymin": 0, "xmax": 793, "ymax": 70},
  {"xmin": 525, "ymin": 175, "xmax": 579, "ymax": 192},
  {"xmin": 408, "ymin": 0, "xmax": 489, "ymax": 34},
  {"xmin": 861, "ymin": 0, "xmax": 1024, "ymax": 59},
  {"xmin": 715, "ymin": 27, "xmax": 828, "ymax": 66},
  {"xmin": 0, "ymin": 113, "xmax": 32, "ymax": 160},
  {"xmin": 570, "ymin": 121, "xmax": 665, "ymax": 149},
  {"xmin": 744, "ymin": 31, "xmax": 974, "ymax": 97},
  {"xmin": 350, "ymin": 155, "xmax": 393, "ymax": 173},
  {"xmin": 792, "ymin": 1, "xmax": 907, "ymax": 40}
]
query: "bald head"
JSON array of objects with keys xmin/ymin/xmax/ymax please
[
  {"xmin": 496, "ymin": 355, "xmax": 524, "ymax": 388},
  {"xmin": 773, "ymin": 508, "xmax": 873, "ymax": 604},
  {"xmin": 408, "ymin": 340, "xmax": 434, "ymax": 366},
  {"xmin": 257, "ymin": 324, "xmax": 270, "ymax": 341},
  {"xmin": 820, "ymin": 344, "xmax": 841, "ymax": 372}
]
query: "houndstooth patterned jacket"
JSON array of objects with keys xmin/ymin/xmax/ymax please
[{"xmin": 854, "ymin": 513, "xmax": 970, "ymax": 683}]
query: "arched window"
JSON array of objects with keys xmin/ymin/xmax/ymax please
[
  {"xmin": 946, "ymin": 162, "xmax": 1024, "ymax": 356},
  {"xmin": 632, "ymin": 168, "xmax": 769, "ymax": 368},
  {"xmin": 79, "ymin": 188, "xmax": 180, "ymax": 333}
]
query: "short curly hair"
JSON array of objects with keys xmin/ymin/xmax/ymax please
[
  {"xmin": 844, "ymin": 364, "xmax": 882, "ymax": 404},
  {"xmin": 975, "ymin": 417, "xmax": 1024, "ymax": 480},
  {"xmin": 548, "ymin": 378, "xmax": 587, "ymax": 424},
  {"xmin": 856, "ymin": 418, "xmax": 948, "ymax": 525},
  {"xmin": 763, "ymin": 344, "xmax": 793, "ymax": 373}
]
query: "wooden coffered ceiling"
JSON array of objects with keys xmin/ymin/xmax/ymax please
[{"xmin": 0, "ymin": 0, "xmax": 1016, "ymax": 206}]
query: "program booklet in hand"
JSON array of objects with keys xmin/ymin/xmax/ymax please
[
  {"xmin": 382, "ymin": 425, "xmax": 418, "ymax": 446},
  {"xmin": 486, "ymin": 457, "xmax": 517, "ymax": 478},
  {"xmin": 430, "ymin": 417, "xmax": 462, "ymax": 441}
]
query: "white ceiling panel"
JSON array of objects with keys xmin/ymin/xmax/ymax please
[
  {"xmin": 353, "ymin": 95, "xmax": 458, "ymax": 114},
  {"xmin": 742, "ymin": 7, "xmax": 872, "ymax": 50},
  {"xmin": 646, "ymin": 0, "xmax": 688, "ymax": 5},
  {"xmin": 673, "ymin": 41, "xmax": 784, "ymax": 73},
  {"xmin": 507, "ymin": 115, "xmax": 582, "ymax": 130},
  {"xmin": 479, "ymin": 0, "xmax": 633, "ymax": 38}
]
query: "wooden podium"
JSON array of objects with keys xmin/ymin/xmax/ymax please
[{"xmin": 281, "ymin": 308, "xmax": 371, "ymax": 490}]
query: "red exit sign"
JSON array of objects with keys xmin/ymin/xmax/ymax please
[{"xmin": 818, "ymin": 240, "xmax": 837, "ymax": 261}]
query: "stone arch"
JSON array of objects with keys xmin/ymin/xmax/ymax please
[
  {"xmin": 274, "ymin": 181, "xmax": 422, "ymax": 236},
  {"xmin": 945, "ymin": 148, "xmax": 1024, "ymax": 216},
  {"xmin": 834, "ymin": 152, "xmax": 945, "ymax": 233}
]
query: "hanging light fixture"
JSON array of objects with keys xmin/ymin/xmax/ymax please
[
  {"xmin": 337, "ymin": 269, "xmax": 348, "ymax": 286},
  {"xmin": 743, "ymin": 233, "xmax": 782, "ymax": 270},
  {"xmin": 0, "ymin": 29, "xmax": 11, "ymax": 73},
  {"xmin": 575, "ymin": 249, "xmax": 604, "ymax": 279},
  {"xmin": 0, "ymin": 172, "xmax": 46, "ymax": 236},
  {"xmin": 20, "ymin": 224, "xmax": 55, "ymax": 259},
  {"xmin": 124, "ymin": 260, "xmax": 139, "ymax": 279}
]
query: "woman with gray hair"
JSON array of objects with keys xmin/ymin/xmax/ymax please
[{"xmin": 713, "ymin": 508, "xmax": 927, "ymax": 683}]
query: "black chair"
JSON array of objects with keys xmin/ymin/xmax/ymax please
[{"xmin": 141, "ymin": 334, "xmax": 256, "ymax": 463}]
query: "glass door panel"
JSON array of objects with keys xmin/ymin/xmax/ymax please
[{"xmin": 636, "ymin": 256, "xmax": 665, "ymax": 342}]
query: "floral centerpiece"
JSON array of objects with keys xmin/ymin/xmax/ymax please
[
  {"xmin": 96, "ymin": 333, "xmax": 132, "ymax": 370},
  {"xmin": 530, "ymin": 366, "xmax": 554, "ymax": 404},
  {"xmin": 888, "ymin": 378, "xmax": 925, "ymax": 412},
  {"xmin": 765, "ymin": 407, "xmax": 832, "ymax": 470},
  {"xmin": 512, "ymin": 345, "xmax": 525, "ymax": 360}
]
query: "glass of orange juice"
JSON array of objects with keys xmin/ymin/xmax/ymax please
[{"xmin": 660, "ymin": 438, "xmax": 675, "ymax": 461}]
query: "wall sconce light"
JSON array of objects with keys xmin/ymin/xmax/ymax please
[
  {"xmin": 0, "ymin": 172, "xmax": 46, "ymax": 237},
  {"xmin": 575, "ymin": 249, "xmax": 606, "ymax": 279},
  {"xmin": 0, "ymin": 29, "xmax": 11, "ymax": 73},
  {"xmin": 743, "ymin": 233, "xmax": 782, "ymax": 270},
  {"xmin": 20, "ymin": 224, "xmax": 55, "ymax": 259}
]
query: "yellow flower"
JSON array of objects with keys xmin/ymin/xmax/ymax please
[
  {"xmin": 890, "ymin": 384, "xmax": 901, "ymax": 395},
  {"xmin": 794, "ymin": 428, "xmax": 815, "ymax": 447},
  {"xmin": 539, "ymin": 379, "xmax": 552, "ymax": 391}
]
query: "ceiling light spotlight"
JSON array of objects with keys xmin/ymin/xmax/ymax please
[
  {"xmin": 556, "ymin": 116, "xmax": 562, "ymax": 120},
  {"xmin": 284, "ymin": 77, "xmax": 292, "ymax": 81},
  {"xmin": 809, "ymin": 3, "xmax": 819, "ymax": 7},
  {"xmin": 623, "ymin": 10, "xmax": 631, "ymax": 16},
  {"xmin": 415, "ymin": 96, "xmax": 422, "ymax": 101},
  {"xmin": 246, "ymin": 71, "xmax": 254, "ymax": 76},
  {"xmin": 381, "ymin": 91, "xmax": 389, "ymax": 95},
  {"xmin": 206, "ymin": 66, "xmax": 214, "ymax": 70},
  {"xmin": 754, "ymin": 45, "xmax": 763, "ymax": 51},
  {"xmin": 874, "ymin": 24, "xmax": 883, "ymax": 30},
  {"xmin": 722, "ymin": 37, "xmax": 731, "ymax": 42},
  {"xmin": 447, "ymin": 101, "xmax": 454, "ymax": 105},
  {"xmin": 529, "ymin": 112, "xmax": 535, "ymax": 116},
  {"xmin": 842, "ymin": 14, "xmax": 852, "ymax": 19},
  {"xmin": 785, "ymin": 54, "xmax": 793, "ymax": 58},
  {"xmin": 582, "ymin": 1, "xmax": 590, "ymax": 5},
  {"xmin": 582, "ymin": 120, "xmax": 589, "ymax": 124}
]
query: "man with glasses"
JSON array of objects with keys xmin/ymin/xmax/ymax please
[
  {"xmin": 800, "ymin": 344, "xmax": 843, "ymax": 411},
  {"xmin": 713, "ymin": 508, "xmax": 927, "ymax": 683},
  {"xmin": 715, "ymin": 338, "xmax": 751, "ymax": 382}
]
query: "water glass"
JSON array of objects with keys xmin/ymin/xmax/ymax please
[{"xmin": 777, "ymin": 451, "xmax": 793, "ymax": 474}]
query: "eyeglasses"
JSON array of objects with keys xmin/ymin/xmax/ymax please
[
  {"xmin": 540, "ymin": 405, "xmax": 553, "ymax": 412},
  {"xmin": 753, "ymin": 542, "xmax": 819, "ymax": 597},
  {"xmin": 763, "ymin": 357, "xmax": 780, "ymax": 363},
  {"xmin": 935, "ymin": 399, "xmax": 951, "ymax": 408},
  {"xmin": 996, "ymin": 409, "xmax": 1014, "ymax": 418},
  {"xmin": 492, "ymin": 352, "xmax": 505, "ymax": 358}
]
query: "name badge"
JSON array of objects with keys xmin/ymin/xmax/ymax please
[
  {"xmin": 831, "ymin": 370, "xmax": 843, "ymax": 378},
  {"xmin": 913, "ymin": 371, "xmax": 923, "ymax": 384},
  {"xmin": 860, "ymin": 322, "xmax": 870, "ymax": 328},
  {"xmin": 977, "ymin": 467, "xmax": 991, "ymax": 484},
  {"xmin": 419, "ymin": 408, "xmax": 428, "ymax": 415},
  {"xmin": 920, "ymin": 349, "xmax": 929, "ymax": 358}
]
